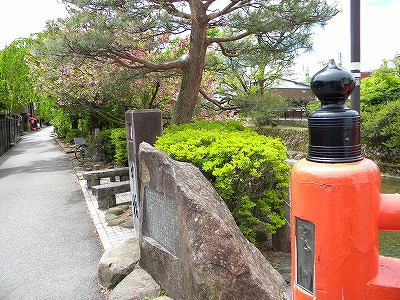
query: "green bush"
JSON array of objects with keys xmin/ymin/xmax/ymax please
[
  {"xmin": 236, "ymin": 92, "xmax": 289, "ymax": 126},
  {"xmin": 154, "ymin": 120, "xmax": 290, "ymax": 244},
  {"xmin": 110, "ymin": 128, "xmax": 128, "ymax": 167}
]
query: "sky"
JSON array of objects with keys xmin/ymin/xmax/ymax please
[
  {"xmin": 0, "ymin": 0, "xmax": 399, "ymax": 80},
  {"xmin": 293, "ymin": 0, "xmax": 400, "ymax": 80},
  {"xmin": 0, "ymin": 0, "xmax": 68, "ymax": 48}
]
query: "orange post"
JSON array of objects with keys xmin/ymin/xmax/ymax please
[
  {"xmin": 291, "ymin": 158, "xmax": 381, "ymax": 299},
  {"xmin": 291, "ymin": 60, "xmax": 400, "ymax": 299}
]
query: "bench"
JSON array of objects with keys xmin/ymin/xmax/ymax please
[
  {"xmin": 82, "ymin": 167, "xmax": 130, "ymax": 188},
  {"xmin": 92, "ymin": 181, "xmax": 131, "ymax": 209}
]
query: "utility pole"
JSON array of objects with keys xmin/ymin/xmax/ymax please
[{"xmin": 350, "ymin": 0, "xmax": 361, "ymax": 113}]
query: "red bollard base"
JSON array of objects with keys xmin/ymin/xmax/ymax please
[
  {"xmin": 291, "ymin": 158, "xmax": 400, "ymax": 299},
  {"xmin": 366, "ymin": 256, "xmax": 400, "ymax": 299},
  {"xmin": 291, "ymin": 158, "xmax": 380, "ymax": 299}
]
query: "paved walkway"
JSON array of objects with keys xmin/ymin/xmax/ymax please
[
  {"xmin": 0, "ymin": 126, "xmax": 132, "ymax": 299},
  {"xmin": 53, "ymin": 131, "xmax": 135, "ymax": 251},
  {"xmin": 0, "ymin": 127, "xmax": 102, "ymax": 299},
  {"xmin": 77, "ymin": 177, "xmax": 135, "ymax": 251}
]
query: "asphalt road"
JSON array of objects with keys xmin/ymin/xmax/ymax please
[{"xmin": 0, "ymin": 127, "xmax": 102, "ymax": 300}]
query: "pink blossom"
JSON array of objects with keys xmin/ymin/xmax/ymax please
[
  {"xmin": 228, "ymin": 110, "xmax": 236, "ymax": 118},
  {"xmin": 77, "ymin": 27, "xmax": 86, "ymax": 34},
  {"xmin": 177, "ymin": 37, "xmax": 189, "ymax": 47}
]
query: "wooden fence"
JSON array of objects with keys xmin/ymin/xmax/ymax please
[{"xmin": 0, "ymin": 113, "xmax": 22, "ymax": 156}]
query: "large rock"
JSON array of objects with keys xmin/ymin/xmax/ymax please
[
  {"xmin": 138, "ymin": 143, "xmax": 289, "ymax": 300},
  {"xmin": 107, "ymin": 268, "xmax": 161, "ymax": 300},
  {"xmin": 98, "ymin": 238, "xmax": 140, "ymax": 289}
]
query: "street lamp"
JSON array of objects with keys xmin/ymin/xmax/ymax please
[{"xmin": 350, "ymin": 0, "xmax": 361, "ymax": 113}]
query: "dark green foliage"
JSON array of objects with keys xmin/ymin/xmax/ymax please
[
  {"xmin": 85, "ymin": 133, "xmax": 107, "ymax": 162},
  {"xmin": 361, "ymin": 62, "xmax": 400, "ymax": 106},
  {"xmin": 110, "ymin": 128, "xmax": 128, "ymax": 167},
  {"xmin": 360, "ymin": 58, "xmax": 400, "ymax": 154},
  {"xmin": 66, "ymin": 129, "xmax": 83, "ymax": 144},
  {"xmin": 289, "ymin": 97, "xmax": 310, "ymax": 108},
  {"xmin": 99, "ymin": 129, "xmax": 115, "ymax": 160},
  {"xmin": 154, "ymin": 121, "xmax": 290, "ymax": 244}
]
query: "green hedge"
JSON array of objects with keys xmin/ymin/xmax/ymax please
[
  {"xmin": 154, "ymin": 121, "xmax": 290, "ymax": 244},
  {"xmin": 99, "ymin": 129, "xmax": 115, "ymax": 160}
]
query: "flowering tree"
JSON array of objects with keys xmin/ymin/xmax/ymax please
[
  {"xmin": 30, "ymin": 29, "xmax": 189, "ymax": 126},
  {"xmin": 45, "ymin": 0, "xmax": 338, "ymax": 124}
]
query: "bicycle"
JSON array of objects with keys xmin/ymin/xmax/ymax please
[
  {"xmin": 73, "ymin": 137, "xmax": 90, "ymax": 163},
  {"xmin": 73, "ymin": 135, "xmax": 105, "ymax": 165}
]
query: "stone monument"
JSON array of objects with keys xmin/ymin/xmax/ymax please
[{"xmin": 137, "ymin": 143, "xmax": 289, "ymax": 300}]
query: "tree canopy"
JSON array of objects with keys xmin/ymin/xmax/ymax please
[
  {"xmin": 0, "ymin": 39, "xmax": 36, "ymax": 114},
  {"xmin": 42, "ymin": 0, "xmax": 339, "ymax": 124},
  {"xmin": 361, "ymin": 60, "xmax": 400, "ymax": 106},
  {"xmin": 30, "ymin": 29, "xmax": 186, "ymax": 129},
  {"xmin": 361, "ymin": 57, "xmax": 400, "ymax": 153}
]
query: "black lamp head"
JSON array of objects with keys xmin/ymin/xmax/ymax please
[
  {"xmin": 307, "ymin": 59, "xmax": 363, "ymax": 163},
  {"xmin": 311, "ymin": 59, "xmax": 355, "ymax": 104}
]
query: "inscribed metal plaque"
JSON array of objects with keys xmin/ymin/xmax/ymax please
[
  {"xmin": 129, "ymin": 158, "xmax": 140, "ymax": 237},
  {"xmin": 296, "ymin": 217, "xmax": 315, "ymax": 294},
  {"xmin": 143, "ymin": 187, "xmax": 179, "ymax": 256}
]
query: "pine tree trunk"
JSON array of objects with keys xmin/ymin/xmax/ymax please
[{"xmin": 172, "ymin": 5, "xmax": 208, "ymax": 125}]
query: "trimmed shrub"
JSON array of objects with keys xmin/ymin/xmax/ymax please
[{"xmin": 154, "ymin": 120, "xmax": 290, "ymax": 244}]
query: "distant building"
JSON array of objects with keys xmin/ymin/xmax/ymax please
[
  {"xmin": 271, "ymin": 79, "xmax": 314, "ymax": 101},
  {"xmin": 361, "ymin": 71, "xmax": 372, "ymax": 79}
]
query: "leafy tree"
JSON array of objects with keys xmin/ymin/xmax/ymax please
[
  {"xmin": 392, "ymin": 54, "xmax": 400, "ymax": 76},
  {"xmin": 0, "ymin": 39, "xmax": 36, "ymax": 114},
  {"xmin": 360, "ymin": 60, "xmax": 400, "ymax": 107},
  {"xmin": 48, "ymin": 0, "xmax": 338, "ymax": 124},
  {"xmin": 236, "ymin": 92, "xmax": 289, "ymax": 126},
  {"xmin": 360, "ymin": 57, "xmax": 400, "ymax": 153}
]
